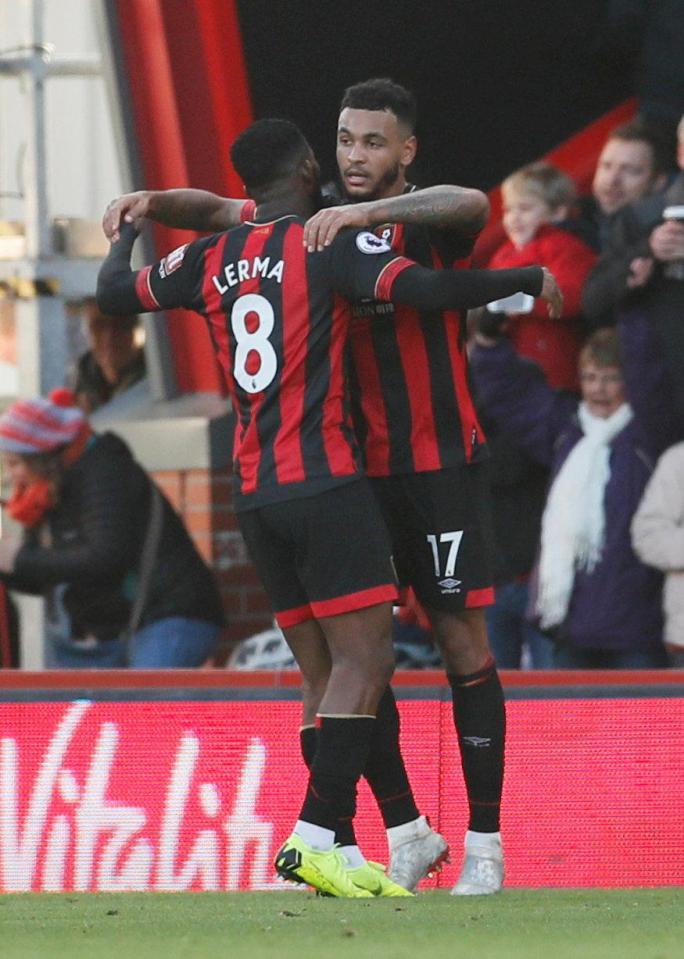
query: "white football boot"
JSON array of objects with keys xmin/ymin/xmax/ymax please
[
  {"xmin": 450, "ymin": 830, "xmax": 504, "ymax": 896},
  {"xmin": 387, "ymin": 815, "xmax": 450, "ymax": 892}
]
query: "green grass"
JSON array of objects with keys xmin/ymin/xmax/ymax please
[{"xmin": 0, "ymin": 889, "xmax": 682, "ymax": 959}]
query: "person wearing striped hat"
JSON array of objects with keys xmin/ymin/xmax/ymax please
[
  {"xmin": 0, "ymin": 390, "xmax": 91, "ymax": 530},
  {"xmin": 0, "ymin": 389, "xmax": 225, "ymax": 667}
]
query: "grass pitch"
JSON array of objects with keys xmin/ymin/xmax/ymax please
[{"xmin": 0, "ymin": 888, "xmax": 681, "ymax": 959}]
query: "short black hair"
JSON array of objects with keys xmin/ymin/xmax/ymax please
[
  {"xmin": 231, "ymin": 118, "xmax": 311, "ymax": 189},
  {"xmin": 340, "ymin": 78, "xmax": 417, "ymax": 133}
]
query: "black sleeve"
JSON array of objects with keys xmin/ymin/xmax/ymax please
[
  {"xmin": 97, "ymin": 222, "xmax": 206, "ymax": 316},
  {"xmin": 389, "ymin": 262, "xmax": 544, "ymax": 312},
  {"xmin": 96, "ymin": 224, "xmax": 146, "ymax": 314},
  {"xmin": 327, "ymin": 228, "xmax": 543, "ymax": 310},
  {"xmin": 0, "ymin": 531, "xmax": 45, "ymax": 594},
  {"xmin": 580, "ymin": 206, "xmax": 653, "ymax": 329},
  {"xmin": 12, "ymin": 452, "xmax": 143, "ymax": 587}
]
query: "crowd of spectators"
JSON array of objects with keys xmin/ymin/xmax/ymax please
[
  {"xmin": 470, "ymin": 113, "xmax": 684, "ymax": 669},
  {"xmin": 0, "ymin": 296, "xmax": 222, "ymax": 670},
  {"xmin": 369, "ymin": 111, "xmax": 678, "ymax": 673}
]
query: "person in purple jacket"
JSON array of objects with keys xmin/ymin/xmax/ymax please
[{"xmin": 470, "ymin": 307, "xmax": 674, "ymax": 668}]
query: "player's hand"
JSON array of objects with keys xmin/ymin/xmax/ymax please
[
  {"xmin": 102, "ymin": 191, "xmax": 153, "ymax": 243},
  {"xmin": 540, "ymin": 267, "xmax": 563, "ymax": 319},
  {"xmin": 303, "ymin": 203, "xmax": 372, "ymax": 252}
]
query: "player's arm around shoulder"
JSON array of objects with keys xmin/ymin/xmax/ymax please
[
  {"xmin": 324, "ymin": 225, "xmax": 562, "ymax": 318},
  {"xmin": 406, "ymin": 184, "xmax": 490, "ymax": 233},
  {"xmin": 303, "ymin": 186, "xmax": 489, "ymax": 252},
  {"xmin": 102, "ymin": 189, "xmax": 246, "ymax": 242},
  {"xmin": 370, "ymin": 184, "xmax": 489, "ymax": 236}
]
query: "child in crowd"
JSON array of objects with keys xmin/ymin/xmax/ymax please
[{"xmin": 487, "ymin": 163, "xmax": 597, "ymax": 391}]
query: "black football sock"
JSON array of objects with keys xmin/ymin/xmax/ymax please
[
  {"xmin": 363, "ymin": 686, "xmax": 420, "ymax": 828},
  {"xmin": 448, "ymin": 657, "xmax": 506, "ymax": 833},
  {"xmin": 299, "ymin": 722, "xmax": 355, "ymax": 845},
  {"xmin": 299, "ymin": 715, "xmax": 375, "ymax": 837},
  {"xmin": 299, "ymin": 725, "xmax": 318, "ymax": 769}
]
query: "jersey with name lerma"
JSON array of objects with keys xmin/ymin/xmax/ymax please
[{"xmin": 134, "ymin": 216, "xmax": 412, "ymax": 510}]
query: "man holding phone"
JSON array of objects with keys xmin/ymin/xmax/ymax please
[{"xmin": 580, "ymin": 114, "xmax": 684, "ymax": 430}]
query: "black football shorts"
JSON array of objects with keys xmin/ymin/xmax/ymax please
[
  {"xmin": 370, "ymin": 462, "xmax": 496, "ymax": 613},
  {"xmin": 238, "ymin": 478, "xmax": 398, "ymax": 627}
]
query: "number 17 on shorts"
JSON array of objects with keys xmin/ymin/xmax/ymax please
[{"xmin": 427, "ymin": 531, "xmax": 464, "ymax": 594}]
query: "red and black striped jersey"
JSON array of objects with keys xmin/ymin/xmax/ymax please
[
  {"xmin": 134, "ymin": 216, "xmax": 413, "ymax": 510},
  {"xmin": 348, "ymin": 205, "xmax": 488, "ymax": 477}
]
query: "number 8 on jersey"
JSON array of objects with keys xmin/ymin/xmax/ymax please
[{"xmin": 232, "ymin": 292, "xmax": 278, "ymax": 393}]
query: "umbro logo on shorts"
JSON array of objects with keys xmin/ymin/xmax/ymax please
[{"xmin": 438, "ymin": 577, "xmax": 461, "ymax": 593}]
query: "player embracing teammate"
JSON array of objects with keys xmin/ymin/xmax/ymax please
[{"xmin": 101, "ymin": 80, "xmax": 563, "ymax": 896}]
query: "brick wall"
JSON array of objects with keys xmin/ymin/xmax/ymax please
[{"xmin": 151, "ymin": 467, "xmax": 272, "ymax": 661}]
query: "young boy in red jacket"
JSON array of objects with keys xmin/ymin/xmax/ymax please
[{"xmin": 487, "ymin": 163, "xmax": 597, "ymax": 391}]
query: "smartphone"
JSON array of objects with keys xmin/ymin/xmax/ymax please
[
  {"xmin": 662, "ymin": 207, "xmax": 684, "ymax": 280},
  {"xmin": 486, "ymin": 291, "xmax": 534, "ymax": 314}
]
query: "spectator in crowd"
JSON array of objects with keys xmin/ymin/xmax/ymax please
[
  {"xmin": 581, "ymin": 115, "xmax": 684, "ymax": 428},
  {"xmin": 486, "ymin": 162, "xmax": 596, "ymax": 391},
  {"xmin": 470, "ymin": 309, "xmax": 673, "ymax": 669},
  {"xmin": 0, "ymin": 390, "xmax": 224, "ymax": 668},
  {"xmin": 632, "ymin": 441, "xmax": 684, "ymax": 667},
  {"xmin": 70, "ymin": 298, "xmax": 146, "ymax": 413},
  {"xmin": 573, "ymin": 118, "xmax": 672, "ymax": 254}
]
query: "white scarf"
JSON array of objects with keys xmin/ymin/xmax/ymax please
[{"xmin": 536, "ymin": 401, "xmax": 633, "ymax": 630}]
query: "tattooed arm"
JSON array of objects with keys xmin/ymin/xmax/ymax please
[{"xmin": 303, "ymin": 185, "xmax": 489, "ymax": 251}]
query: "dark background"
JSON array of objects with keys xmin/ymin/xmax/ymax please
[{"xmin": 236, "ymin": 0, "xmax": 630, "ymax": 191}]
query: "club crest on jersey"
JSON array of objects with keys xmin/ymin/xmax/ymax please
[
  {"xmin": 158, "ymin": 244, "xmax": 188, "ymax": 279},
  {"xmin": 356, "ymin": 231, "xmax": 391, "ymax": 255}
]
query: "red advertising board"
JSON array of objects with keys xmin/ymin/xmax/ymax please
[{"xmin": 0, "ymin": 695, "xmax": 682, "ymax": 891}]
